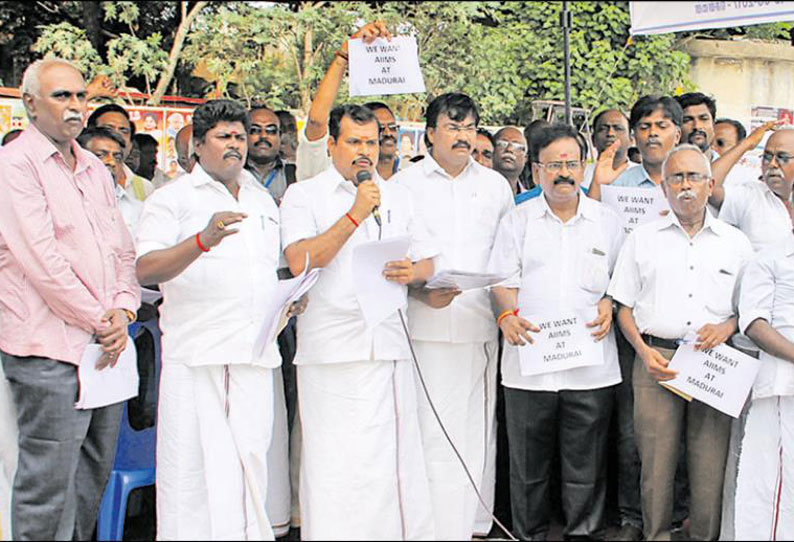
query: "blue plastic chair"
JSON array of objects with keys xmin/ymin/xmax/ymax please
[{"xmin": 97, "ymin": 318, "xmax": 161, "ymax": 541}]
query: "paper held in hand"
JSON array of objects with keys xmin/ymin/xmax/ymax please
[
  {"xmin": 348, "ymin": 36, "xmax": 427, "ymax": 97},
  {"xmin": 351, "ymin": 236, "xmax": 411, "ymax": 328},
  {"xmin": 517, "ymin": 310, "xmax": 605, "ymax": 377},
  {"xmin": 659, "ymin": 333, "xmax": 762, "ymax": 418},
  {"xmin": 425, "ymin": 269, "xmax": 508, "ymax": 292},
  {"xmin": 253, "ymin": 254, "xmax": 321, "ymax": 360},
  {"xmin": 76, "ymin": 335, "xmax": 138, "ymax": 410},
  {"xmin": 600, "ymin": 185, "xmax": 670, "ymax": 235}
]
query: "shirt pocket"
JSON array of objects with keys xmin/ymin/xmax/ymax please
[
  {"xmin": 94, "ymin": 205, "xmax": 124, "ymax": 253},
  {"xmin": 578, "ymin": 247, "xmax": 611, "ymax": 296},
  {"xmin": 705, "ymin": 260, "xmax": 739, "ymax": 318}
]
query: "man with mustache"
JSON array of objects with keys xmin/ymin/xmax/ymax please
[
  {"xmin": 493, "ymin": 126, "xmax": 529, "ymax": 196},
  {"xmin": 279, "ymin": 104, "xmax": 437, "ymax": 540},
  {"xmin": 712, "ymin": 118, "xmax": 746, "ymax": 157},
  {"xmin": 708, "ymin": 124, "xmax": 792, "ymax": 252},
  {"xmin": 583, "ymin": 109, "xmax": 635, "ymax": 190},
  {"xmin": 472, "ymin": 128, "xmax": 495, "ymax": 169},
  {"xmin": 0, "ymin": 58, "xmax": 139, "ymax": 540},
  {"xmin": 364, "ymin": 101, "xmax": 402, "ymax": 178},
  {"xmin": 245, "ymin": 105, "xmax": 292, "ymax": 203},
  {"xmin": 488, "ymin": 123, "xmax": 623, "ymax": 541},
  {"xmin": 175, "ymin": 124, "xmax": 196, "ymax": 175},
  {"xmin": 135, "ymin": 99, "xmax": 295, "ymax": 540},
  {"xmin": 392, "ymin": 93, "xmax": 515, "ymax": 540},
  {"xmin": 608, "ymin": 144, "xmax": 753, "ymax": 540}
]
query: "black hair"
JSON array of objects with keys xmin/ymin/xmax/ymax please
[
  {"xmin": 363, "ymin": 101, "xmax": 394, "ymax": 116},
  {"xmin": 476, "ymin": 127, "xmax": 496, "ymax": 148},
  {"xmin": 530, "ymin": 123, "xmax": 587, "ymax": 164},
  {"xmin": 328, "ymin": 104, "xmax": 378, "ymax": 140},
  {"xmin": 524, "ymin": 119, "xmax": 551, "ymax": 162},
  {"xmin": 1, "ymin": 129, "xmax": 22, "ymax": 146},
  {"xmin": 715, "ymin": 118, "xmax": 747, "ymax": 142},
  {"xmin": 77, "ymin": 126, "xmax": 125, "ymax": 150},
  {"xmin": 132, "ymin": 132, "xmax": 158, "ymax": 150},
  {"xmin": 676, "ymin": 92, "xmax": 717, "ymax": 119},
  {"xmin": 629, "ymin": 95, "xmax": 683, "ymax": 130},
  {"xmin": 425, "ymin": 93, "xmax": 479, "ymax": 129},
  {"xmin": 275, "ymin": 110, "xmax": 296, "ymax": 133},
  {"xmin": 87, "ymin": 104, "xmax": 135, "ymax": 136},
  {"xmin": 192, "ymin": 99, "xmax": 250, "ymax": 143},
  {"xmin": 591, "ymin": 108, "xmax": 629, "ymax": 134}
]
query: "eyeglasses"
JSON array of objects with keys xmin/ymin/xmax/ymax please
[
  {"xmin": 495, "ymin": 140, "xmax": 527, "ymax": 154},
  {"xmin": 442, "ymin": 123, "xmax": 477, "ymax": 134},
  {"xmin": 664, "ymin": 172, "xmax": 710, "ymax": 185},
  {"xmin": 762, "ymin": 151, "xmax": 792, "ymax": 166},
  {"xmin": 378, "ymin": 122, "xmax": 400, "ymax": 133},
  {"xmin": 535, "ymin": 160, "xmax": 583, "ymax": 173},
  {"xmin": 249, "ymin": 124, "xmax": 279, "ymax": 136}
]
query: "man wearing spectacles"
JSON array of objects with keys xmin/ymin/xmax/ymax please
[
  {"xmin": 493, "ymin": 126, "xmax": 529, "ymax": 197},
  {"xmin": 609, "ymin": 144, "xmax": 753, "ymax": 541},
  {"xmin": 392, "ymin": 93, "xmax": 515, "ymax": 540},
  {"xmin": 489, "ymin": 123, "xmax": 623, "ymax": 541},
  {"xmin": 246, "ymin": 105, "xmax": 293, "ymax": 203},
  {"xmin": 364, "ymin": 101, "xmax": 402, "ymax": 179},
  {"xmin": 708, "ymin": 124, "xmax": 793, "ymax": 252}
]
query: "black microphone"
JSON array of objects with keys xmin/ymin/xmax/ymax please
[{"xmin": 355, "ymin": 170, "xmax": 381, "ymax": 227}]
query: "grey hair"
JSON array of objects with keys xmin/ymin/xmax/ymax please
[
  {"xmin": 662, "ymin": 143, "xmax": 712, "ymax": 179},
  {"xmin": 21, "ymin": 58, "xmax": 83, "ymax": 98}
]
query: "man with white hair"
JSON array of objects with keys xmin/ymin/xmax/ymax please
[
  {"xmin": 608, "ymin": 144, "xmax": 753, "ymax": 540},
  {"xmin": 0, "ymin": 58, "xmax": 139, "ymax": 541}
]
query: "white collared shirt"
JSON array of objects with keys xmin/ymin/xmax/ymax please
[
  {"xmin": 115, "ymin": 183, "xmax": 143, "ymax": 234},
  {"xmin": 393, "ymin": 154, "xmax": 515, "ymax": 343},
  {"xmin": 739, "ymin": 235, "xmax": 794, "ymax": 399},
  {"xmin": 279, "ymin": 166, "xmax": 437, "ymax": 365},
  {"xmin": 488, "ymin": 194, "xmax": 624, "ymax": 391},
  {"xmin": 608, "ymin": 211, "xmax": 753, "ymax": 339},
  {"xmin": 720, "ymin": 180, "xmax": 793, "ymax": 252},
  {"xmin": 135, "ymin": 164, "xmax": 282, "ymax": 368}
]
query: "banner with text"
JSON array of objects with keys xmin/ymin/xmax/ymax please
[
  {"xmin": 518, "ymin": 311, "xmax": 605, "ymax": 377},
  {"xmin": 348, "ymin": 36, "xmax": 427, "ymax": 97},
  {"xmin": 600, "ymin": 185, "xmax": 671, "ymax": 235},
  {"xmin": 630, "ymin": 2, "xmax": 794, "ymax": 35}
]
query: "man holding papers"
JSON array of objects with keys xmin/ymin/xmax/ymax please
[
  {"xmin": 723, "ymin": 231, "xmax": 794, "ymax": 539},
  {"xmin": 392, "ymin": 93, "xmax": 514, "ymax": 540},
  {"xmin": 135, "ymin": 100, "xmax": 293, "ymax": 540},
  {"xmin": 279, "ymin": 104, "xmax": 436, "ymax": 540},
  {"xmin": 608, "ymin": 144, "xmax": 753, "ymax": 541},
  {"xmin": 489, "ymin": 123, "xmax": 623, "ymax": 541}
]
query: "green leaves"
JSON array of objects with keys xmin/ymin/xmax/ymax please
[{"xmin": 32, "ymin": 22, "xmax": 103, "ymax": 79}]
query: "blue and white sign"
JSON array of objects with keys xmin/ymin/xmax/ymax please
[{"xmin": 630, "ymin": 1, "xmax": 794, "ymax": 35}]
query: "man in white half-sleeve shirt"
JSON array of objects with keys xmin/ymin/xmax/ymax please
[
  {"xmin": 608, "ymin": 144, "xmax": 753, "ymax": 541},
  {"xmin": 489, "ymin": 123, "xmax": 623, "ymax": 541},
  {"xmin": 392, "ymin": 93, "xmax": 515, "ymax": 540},
  {"xmin": 135, "ymin": 100, "xmax": 294, "ymax": 541},
  {"xmin": 280, "ymin": 104, "xmax": 437, "ymax": 541},
  {"xmin": 724, "ymin": 231, "xmax": 794, "ymax": 540}
]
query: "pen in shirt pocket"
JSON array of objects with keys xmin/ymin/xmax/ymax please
[{"xmin": 718, "ymin": 268, "xmax": 734, "ymax": 276}]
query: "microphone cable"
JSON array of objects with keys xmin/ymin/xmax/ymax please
[{"xmin": 397, "ymin": 308, "xmax": 518, "ymax": 542}]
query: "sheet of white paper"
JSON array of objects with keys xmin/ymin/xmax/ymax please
[
  {"xmin": 352, "ymin": 236, "xmax": 410, "ymax": 328},
  {"xmin": 253, "ymin": 256, "xmax": 321, "ymax": 359},
  {"xmin": 75, "ymin": 336, "xmax": 138, "ymax": 410},
  {"xmin": 426, "ymin": 269, "xmax": 509, "ymax": 292},
  {"xmin": 662, "ymin": 334, "xmax": 762, "ymax": 418},
  {"xmin": 348, "ymin": 36, "xmax": 427, "ymax": 97},
  {"xmin": 600, "ymin": 185, "xmax": 671, "ymax": 235},
  {"xmin": 140, "ymin": 287, "xmax": 162, "ymax": 305},
  {"xmin": 517, "ymin": 309, "xmax": 604, "ymax": 377}
]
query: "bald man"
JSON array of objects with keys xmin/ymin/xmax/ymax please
[
  {"xmin": 175, "ymin": 124, "xmax": 195, "ymax": 175},
  {"xmin": 493, "ymin": 126, "xmax": 528, "ymax": 196}
]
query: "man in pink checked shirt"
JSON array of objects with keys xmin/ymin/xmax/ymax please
[{"xmin": 0, "ymin": 58, "xmax": 139, "ymax": 541}]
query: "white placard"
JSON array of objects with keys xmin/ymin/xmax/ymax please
[
  {"xmin": 426, "ymin": 269, "xmax": 508, "ymax": 292},
  {"xmin": 351, "ymin": 236, "xmax": 410, "ymax": 328},
  {"xmin": 75, "ymin": 336, "xmax": 138, "ymax": 410},
  {"xmin": 348, "ymin": 36, "xmax": 427, "ymax": 97},
  {"xmin": 630, "ymin": 1, "xmax": 794, "ymax": 36},
  {"xmin": 517, "ymin": 311, "xmax": 605, "ymax": 377},
  {"xmin": 600, "ymin": 185, "xmax": 670, "ymax": 235},
  {"xmin": 662, "ymin": 337, "xmax": 762, "ymax": 418}
]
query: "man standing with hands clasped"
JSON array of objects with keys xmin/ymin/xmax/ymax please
[
  {"xmin": 608, "ymin": 144, "xmax": 753, "ymax": 540},
  {"xmin": 280, "ymin": 104, "xmax": 437, "ymax": 540}
]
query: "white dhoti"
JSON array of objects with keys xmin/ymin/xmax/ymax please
[
  {"xmin": 298, "ymin": 359, "xmax": 434, "ymax": 541},
  {"xmin": 266, "ymin": 367, "xmax": 291, "ymax": 537},
  {"xmin": 412, "ymin": 340, "xmax": 498, "ymax": 541},
  {"xmin": 722, "ymin": 395, "xmax": 794, "ymax": 540},
  {"xmin": 289, "ymin": 409, "xmax": 301, "ymax": 528},
  {"xmin": 156, "ymin": 363, "xmax": 275, "ymax": 541},
  {"xmin": 0, "ymin": 364, "xmax": 17, "ymax": 541}
]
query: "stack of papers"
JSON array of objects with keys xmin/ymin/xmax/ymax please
[
  {"xmin": 352, "ymin": 236, "xmax": 411, "ymax": 328},
  {"xmin": 426, "ymin": 269, "xmax": 508, "ymax": 292},
  {"xmin": 75, "ymin": 336, "xmax": 138, "ymax": 410}
]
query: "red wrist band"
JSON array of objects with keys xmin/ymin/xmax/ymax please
[
  {"xmin": 346, "ymin": 213, "xmax": 359, "ymax": 228},
  {"xmin": 195, "ymin": 232, "xmax": 210, "ymax": 252}
]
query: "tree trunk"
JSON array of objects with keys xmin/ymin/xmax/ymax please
[
  {"xmin": 82, "ymin": 1, "xmax": 104, "ymax": 57},
  {"xmin": 300, "ymin": 24, "xmax": 313, "ymax": 116},
  {"xmin": 149, "ymin": 0, "xmax": 208, "ymax": 105}
]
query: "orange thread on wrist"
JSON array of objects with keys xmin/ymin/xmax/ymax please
[{"xmin": 497, "ymin": 308, "xmax": 519, "ymax": 326}]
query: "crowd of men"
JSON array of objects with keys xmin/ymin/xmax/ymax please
[{"xmin": 0, "ymin": 19, "xmax": 793, "ymax": 542}]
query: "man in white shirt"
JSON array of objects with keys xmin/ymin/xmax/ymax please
[
  {"xmin": 280, "ymin": 104, "xmax": 437, "ymax": 540},
  {"xmin": 709, "ymin": 125, "xmax": 793, "ymax": 252},
  {"xmin": 135, "ymin": 100, "xmax": 291, "ymax": 540},
  {"xmin": 392, "ymin": 93, "xmax": 515, "ymax": 540},
  {"xmin": 582, "ymin": 108, "xmax": 635, "ymax": 190},
  {"xmin": 489, "ymin": 123, "xmax": 623, "ymax": 540},
  {"xmin": 724, "ymin": 231, "xmax": 794, "ymax": 540},
  {"xmin": 608, "ymin": 144, "xmax": 753, "ymax": 540}
]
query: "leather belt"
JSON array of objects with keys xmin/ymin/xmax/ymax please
[{"xmin": 641, "ymin": 334, "xmax": 681, "ymax": 350}]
